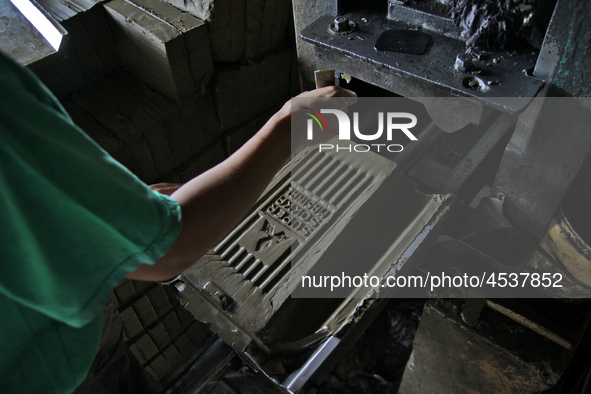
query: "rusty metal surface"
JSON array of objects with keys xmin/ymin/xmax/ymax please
[
  {"xmin": 399, "ymin": 299, "xmax": 589, "ymax": 394},
  {"xmin": 543, "ymin": 211, "xmax": 591, "ymax": 288},
  {"xmin": 300, "ymin": 12, "xmax": 544, "ymax": 113},
  {"xmin": 491, "ymin": 98, "xmax": 591, "ymax": 242}
]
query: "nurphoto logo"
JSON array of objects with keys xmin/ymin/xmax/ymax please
[{"xmin": 306, "ymin": 109, "xmax": 418, "ymax": 153}]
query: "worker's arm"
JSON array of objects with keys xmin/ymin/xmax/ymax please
[{"xmin": 126, "ymin": 86, "xmax": 357, "ymax": 281}]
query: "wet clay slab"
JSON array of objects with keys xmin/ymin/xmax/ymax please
[{"xmin": 176, "ymin": 143, "xmax": 453, "ymax": 352}]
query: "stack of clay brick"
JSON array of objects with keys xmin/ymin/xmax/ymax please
[
  {"xmin": 35, "ymin": 0, "xmax": 297, "ymax": 184},
  {"xmin": 31, "ymin": 0, "xmax": 297, "ymax": 386},
  {"xmin": 114, "ymin": 279, "xmax": 215, "ymax": 390}
]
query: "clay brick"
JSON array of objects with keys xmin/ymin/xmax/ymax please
[
  {"xmin": 175, "ymin": 305, "xmax": 197, "ymax": 328},
  {"xmin": 212, "ymin": 48, "xmax": 292, "ymax": 131},
  {"xmin": 128, "ymin": 343, "xmax": 147, "ymax": 364},
  {"xmin": 178, "ymin": 139, "xmax": 225, "ymax": 182},
  {"xmin": 162, "ymin": 345, "xmax": 185, "ymax": 368},
  {"xmin": 222, "ymin": 106, "xmax": 279, "ymax": 156},
  {"xmin": 207, "ymin": 0, "xmax": 246, "ymax": 62},
  {"xmin": 158, "ymin": 0, "xmax": 245, "ymax": 62},
  {"xmin": 185, "ymin": 322, "xmax": 209, "ymax": 348},
  {"xmin": 148, "ymin": 285, "xmax": 174, "ymax": 317},
  {"xmin": 111, "ymin": 70, "xmax": 191, "ymax": 168},
  {"xmin": 149, "ymin": 355, "xmax": 173, "ymax": 379},
  {"xmin": 109, "ymin": 148, "xmax": 135, "ymax": 174},
  {"xmin": 92, "ymin": 78, "xmax": 176, "ymax": 178},
  {"xmin": 104, "ymin": 0, "xmax": 211, "ymax": 102},
  {"xmin": 114, "ymin": 280, "xmax": 137, "ymax": 305},
  {"xmin": 63, "ymin": 101, "xmax": 124, "ymax": 154},
  {"xmin": 149, "ymin": 323, "xmax": 173, "ymax": 349},
  {"xmin": 33, "ymin": 1, "xmax": 119, "ymax": 99},
  {"xmin": 127, "ymin": 0, "xmax": 213, "ymax": 94},
  {"xmin": 81, "ymin": 6, "xmax": 120, "ymax": 74},
  {"xmin": 133, "ymin": 295, "xmax": 159, "ymax": 327},
  {"xmin": 73, "ymin": 79, "xmax": 179, "ymax": 183},
  {"xmin": 132, "ymin": 280, "xmax": 154, "ymax": 294},
  {"xmin": 244, "ymin": 0, "xmax": 291, "ymax": 60},
  {"xmin": 119, "ymin": 307, "xmax": 144, "ymax": 339},
  {"xmin": 174, "ymin": 334, "xmax": 196, "ymax": 358},
  {"xmin": 159, "ymin": 0, "xmax": 213, "ymax": 20},
  {"xmin": 156, "ymin": 172, "xmax": 183, "ymax": 184},
  {"xmin": 162, "ymin": 311, "xmax": 184, "ymax": 339},
  {"xmin": 179, "ymin": 91, "xmax": 222, "ymax": 159},
  {"xmin": 135, "ymin": 333, "xmax": 160, "ymax": 361},
  {"xmin": 143, "ymin": 365, "xmax": 158, "ymax": 382}
]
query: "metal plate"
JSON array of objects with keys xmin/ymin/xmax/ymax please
[{"xmin": 300, "ymin": 12, "xmax": 545, "ymax": 114}]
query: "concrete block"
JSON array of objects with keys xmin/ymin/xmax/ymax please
[
  {"xmin": 212, "ymin": 48, "xmax": 292, "ymax": 130},
  {"xmin": 104, "ymin": 0, "xmax": 211, "ymax": 102},
  {"xmin": 178, "ymin": 139, "xmax": 225, "ymax": 182},
  {"xmin": 244, "ymin": 0, "xmax": 291, "ymax": 60}
]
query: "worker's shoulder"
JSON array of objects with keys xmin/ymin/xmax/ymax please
[{"xmin": 0, "ymin": 51, "xmax": 54, "ymax": 106}]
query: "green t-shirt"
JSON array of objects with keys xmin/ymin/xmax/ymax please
[{"xmin": 0, "ymin": 52, "xmax": 182, "ymax": 393}]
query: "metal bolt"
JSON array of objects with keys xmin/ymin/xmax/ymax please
[
  {"xmin": 219, "ymin": 294, "xmax": 232, "ymax": 310},
  {"xmin": 333, "ymin": 16, "xmax": 350, "ymax": 33},
  {"xmin": 174, "ymin": 281, "xmax": 186, "ymax": 292}
]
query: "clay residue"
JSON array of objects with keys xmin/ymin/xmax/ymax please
[{"xmin": 451, "ymin": 0, "xmax": 551, "ymax": 55}]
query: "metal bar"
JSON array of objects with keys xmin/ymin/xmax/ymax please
[
  {"xmin": 393, "ymin": 121, "xmax": 445, "ymax": 175},
  {"xmin": 163, "ymin": 338, "xmax": 235, "ymax": 394},
  {"xmin": 282, "ymin": 337, "xmax": 341, "ymax": 393},
  {"xmin": 439, "ymin": 113, "xmax": 516, "ymax": 194},
  {"xmin": 485, "ymin": 300, "xmax": 572, "ymax": 350}
]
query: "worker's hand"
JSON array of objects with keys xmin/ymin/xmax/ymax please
[
  {"xmin": 276, "ymin": 86, "xmax": 358, "ymax": 150},
  {"xmin": 149, "ymin": 183, "xmax": 183, "ymax": 196}
]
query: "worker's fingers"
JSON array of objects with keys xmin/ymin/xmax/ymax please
[
  {"xmin": 297, "ymin": 85, "xmax": 358, "ymax": 106},
  {"xmin": 149, "ymin": 183, "xmax": 183, "ymax": 196}
]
